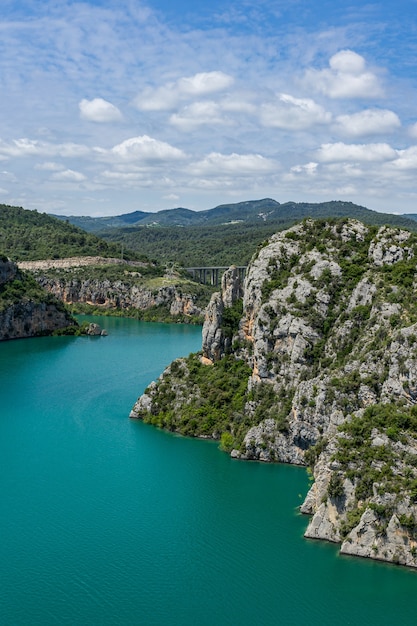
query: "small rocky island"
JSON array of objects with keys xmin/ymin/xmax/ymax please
[{"xmin": 131, "ymin": 218, "xmax": 417, "ymax": 569}]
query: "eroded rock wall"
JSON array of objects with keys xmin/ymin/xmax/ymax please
[{"xmin": 131, "ymin": 219, "xmax": 417, "ymax": 569}]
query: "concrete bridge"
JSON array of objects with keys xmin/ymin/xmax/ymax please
[{"xmin": 186, "ymin": 266, "xmax": 247, "ymax": 287}]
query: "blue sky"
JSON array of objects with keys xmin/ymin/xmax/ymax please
[{"xmin": 0, "ymin": 0, "xmax": 417, "ymax": 216}]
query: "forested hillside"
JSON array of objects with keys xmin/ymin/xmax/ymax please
[
  {"xmin": 0, "ymin": 204, "xmax": 142, "ymax": 262},
  {"xmin": 58, "ymin": 199, "xmax": 417, "ymax": 267}
]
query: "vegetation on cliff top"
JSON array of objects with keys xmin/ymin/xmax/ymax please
[
  {"xmin": 0, "ymin": 204, "xmax": 144, "ymax": 262},
  {"xmin": 36, "ymin": 262, "xmax": 215, "ymax": 324},
  {"xmin": 138, "ymin": 354, "xmax": 252, "ymax": 442},
  {"xmin": 132, "ymin": 218, "xmax": 417, "ymax": 567},
  {"xmin": 0, "ymin": 268, "xmax": 67, "ymax": 313}
]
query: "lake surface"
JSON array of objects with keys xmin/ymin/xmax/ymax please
[{"xmin": 1, "ymin": 316, "xmax": 416, "ymax": 625}]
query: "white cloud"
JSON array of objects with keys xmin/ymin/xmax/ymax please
[
  {"xmin": 177, "ymin": 71, "xmax": 233, "ymax": 96},
  {"xmin": 0, "ymin": 139, "xmax": 90, "ymax": 159},
  {"xmin": 79, "ymin": 98, "xmax": 123, "ymax": 123},
  {"xmin": 135, "ymin": 71, "xmax": 234, "ymax": 111},
  {"xmin": 189, "ymin": 152, "xmax": 277, "ymax": 176},
  {"xmin": 409, "ymin": 123, "xmax": 417, "ymax": 139},
  {"xmin": 330, "ymin": 50, "xmax": 365, "ymax": 74},
  {"xmin": 335, "ymin": 109, "xmax": 401, "ymax": 136},
  {"xmin": 35, "ymin": 161, "xmax": 65, "ymax": 171},
  {"xmin": 0, "ymin": 2, "xmax": 416, "ymax": 214},
  {"xmin": 316, "ymin": 142, "xmax": 397, "ymax": 162},
  {"xmin": 260, "ymin": 93, "xmax": 331, "ymax": 130},
  {"xmin": 304, "ymin": 50, "xmax": 383, "ymax": 99},
  {"xmin": 388, "ymin": 147, "xmax": 417, "ymax": 171},
  {"xmin": 51, "ymin": 169, "xmax": 86, "ymax": 182},
  {"xmin": 170, "ymin": 101, "xmax": 229, "ymax": 130},
  {"xmin": 105, "ymin": 135, "xmax": 186, "ymax": 163},
  {"xmin": 290, "ymin": 162, "xmax": 318, "ymax": 176}
]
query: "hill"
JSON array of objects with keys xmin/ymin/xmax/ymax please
[
  {"xmin": 131, "ymin": 218, "xmax": 417, "ymax": 569},
  {"xmin": 54, "ymin": 199, "xmax": 417, "ymax": 267},
  {"xmin": 0, "ymin": 204, "xmax": 143, "ymax": 262},
  {"xmin": 55, "ymin": 198, "xmax": 417, "ymax": 230}
]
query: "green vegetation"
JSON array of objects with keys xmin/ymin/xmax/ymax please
[
  {"xmin": 60, "ymin": 198, "xmax": 417, "ymax": 268},
  {"xmin": 333, "ymin": 404, "xmax": 417, "ymax": 502},
  {"xmin": 99, "ymin": 220, "xmax": 292, "ymax": 267},
  {"xmin": 221, "ymin": 299, "xmax": 243, "ymax": 339},
  {"xmin": 327, "ymin": 472, "xmax": 345, "ymax": 499},
  {"xmin": 139, "ymin": 354, "xmax": 253, "ymax": 447},
  {"xmin": 0, "ymin": 204, "xmax": 144, "ymax": 261},
  {"xmin": 0, "ymin": 270, "xmax": 67, "ymax": 313}
]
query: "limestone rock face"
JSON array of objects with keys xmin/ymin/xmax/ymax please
[
  {"xmin": 131, "ymin": 219, "xmax": 417, "ymax": 569},
  {"xmin": 0, "ymin": 300, "xmax": 74, "ymax": 341},
  {"xmin": 202, "ymin": 266, "xmax": 243, "ymax": 362},
  {"xmin": 0, "ymin": 259, "xmax": 18, "ymax": 285},
  {"xmin": 0, "ymin": 259, "xmax": 75, "ymax": 340},
  {"xmin": 37, "ymin": 276, "xmax": 202, "ymax": 319},
  {"xmin": 369, "ymin": 226, "xmax": 413, "ymax": 267}
]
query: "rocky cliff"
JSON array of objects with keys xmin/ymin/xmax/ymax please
[
  {"xmin": 22, "ymin": 259, "xmax": 208, "ymax": 322},
  {"xmin": 38, "ymin": 275, "xmax": 203, "ymax": 318},
  {"xmin": 130, "ymin": 219, "xmax": 417, "ymax": 569},
  {"xmin": 0, "ymin": 258, "xmax": 75, "ymax": 340}
]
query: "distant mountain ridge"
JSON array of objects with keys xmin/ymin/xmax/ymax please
[{"xmin": 52, "ymin": 199, "xmax": 417, "ymax": 233}]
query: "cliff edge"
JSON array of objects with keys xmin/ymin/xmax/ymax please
[
  {"xmin": 0, "ymin": 258, "xmax": 75, "ymax": 340},
  {"xmin": 130, "ymin": 219, "xmax": 417, "ymax": 568}
]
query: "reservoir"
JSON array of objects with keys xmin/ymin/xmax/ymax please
[{"xmin": 1, "ymin": 316, "xmax": 416, "ymax": 625}]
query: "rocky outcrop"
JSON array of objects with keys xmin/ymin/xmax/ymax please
[
  {"xmin": 202, "ymin": 266, "xmax": 243, "ymax": 361},
  {"xmin": 0, "ymin": 300, "xmax": 74, "ymax": 341},
  {"xmin": 0, "ymin": 258, "xmax": 18, "ymax": 285},
  {"xmin": 131, "ymin": 219, "xmax": 417, "ymax": 569},
  {"xmin": 37, "ymin": 275, "xmax": 202, "ymax": 317},
  {"xmin": 32, "ymin": 272, "xmax": 203, "ymax": 318},
  {"xmin": 0, "ymin": 259, "xmax": 75, "ymax": 340},
  {"xmin": 86, "ymin": 322, "xmax": 107, "ymax": 336}
]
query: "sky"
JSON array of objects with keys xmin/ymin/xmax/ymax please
[{"xmin": 0, "ymin": 0, "xmax": 417, "ymax": 217}]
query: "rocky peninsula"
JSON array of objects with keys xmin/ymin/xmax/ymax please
[{"xmin": 130, "ymin": 218, "xmax": 417, "ymax": 569}]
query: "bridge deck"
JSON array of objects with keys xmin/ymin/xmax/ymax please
[{"xmin": 186, "ymin": 266, "xmax": 247, "ymax": 286}]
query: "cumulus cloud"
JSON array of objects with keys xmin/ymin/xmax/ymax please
[
  {"xmin": 170, "ymin": 101, "xmax": 230, "ymax": 130},
  {"xmin": 135, "ymin": 71, "xmax": 234, "ymax": 111},
  {"xmin": 79, "ymin": 98, "xmax": 123, "ymax": 123},
  {"xmin": 316, "ymin": 142, "xmax": 397, "ymax": 163},
  {"xmin": 335, "ymin": 109, "xmax": 401, "ymax": 137},
  {"xmin": 305, "ymin": 50, "xmax": 383, "ymax": 98},
  {"xmin": 189, "ymin": 152, "xmax": 277, "ymax": 176},
  {"xmin": 260, "ymin": 93, "xmax": 331, "ymax": 130},
  {"xmin": 290, "ymin": 162, "xmax": 318, "ymax": 176},
  {"xmin": 0, "ymin": 138, "xmax": 90, "ymax": 159},
  {"xmin": 96, "ymin": 135, "xmax": 186, "ymax": 163},
  {"xmin": 51, "ymin": 169, "xmax": 86, "ymax": 182},
  {"xmin": 388, "ymin": 147, "xmax": 417, "ymax": 170}
]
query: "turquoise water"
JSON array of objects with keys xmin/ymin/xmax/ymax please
[{"xmin": 1, "ymin": 316, "xmax": 416, "ymax": 625}]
